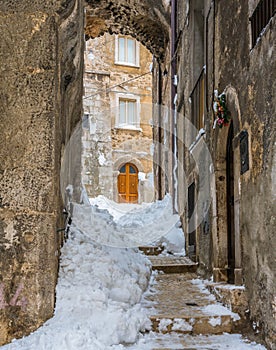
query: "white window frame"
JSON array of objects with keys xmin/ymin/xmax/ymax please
[
  {"xmin": 115, "ymin": 94, "xmax": 141, "ymax": 130},
  {"xmin": 115, "ymin": 35, "xmax": 140, "ymax": 67}
]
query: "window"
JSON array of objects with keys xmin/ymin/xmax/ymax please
[
  {"xmin": 190, "ymin": 67, "xmax": 205, "ymax": 131},
  {"xmin": 115, "ymin": 36, "xmax": 139, "ymax": 66},
  {"xmin": 250, "ymin": 0, "xmax": 276, "ymax": 48},
  {"xmin": 118, "ymin": 98, "xmax": 138, "ymax": 127}
]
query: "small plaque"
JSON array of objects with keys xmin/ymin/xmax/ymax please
[{"xmin": 240, "ymin": 130, "xmax": 249, "ymax": 174}]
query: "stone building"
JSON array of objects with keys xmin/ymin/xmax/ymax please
[
  {"xmin": 152, "ymin": 0, "xmax": 276, "ymax": 348},
  {"xmin": 82, "ymin": 33, "xmax": 154, "ymax": 203},
  {"xmin": 0, "ymin": 0, "xmax": 275, "ymax": 349}
]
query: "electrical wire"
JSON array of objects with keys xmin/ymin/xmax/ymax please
[{"xmin": 83, "ymin": 71, "xmax": 152, "ymax": 100}]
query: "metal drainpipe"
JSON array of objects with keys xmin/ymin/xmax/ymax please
[
  {"xmin": 171, "ymin": 0, "xmax": 177, "ymax": 213},
  {"xmin": 158, "ymin": 63, "xmax": 163, "ymax": 200}
]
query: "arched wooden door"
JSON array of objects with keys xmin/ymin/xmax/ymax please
[{"xmin": 118, "ymin": 163, "xmax": 138, "ymax": 203}]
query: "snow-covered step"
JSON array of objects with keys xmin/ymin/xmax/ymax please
[
  {"xmin": 206, "ymin": 282, "xmax": 248, "ymax": 319},
  {"xmin": 143, "ymin": 273, "xmax": 241, "ymax": 336},
  {"xmin": 139, "ymin": 245, "xmax": 164, "ymax": 256},
  {"xmin": 148, "ymin": 256, "xmax": 197, "ymax": 273},
  {"xmin": 150, "ymin": 314, "xmax": 233, "ymax": 334},
  {"xmin": 127, "ymin": 332, "xmax": 266, "ymax": 349}
]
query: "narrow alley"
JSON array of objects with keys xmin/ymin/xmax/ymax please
[
  {"xmin": 0, "ymin": 1, "xmax": 275, "ymax": 350},
  {"xmin": 0, "ymin": 196, "xmax": 266, "ymax": 350}
]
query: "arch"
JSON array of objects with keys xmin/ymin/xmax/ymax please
[
  {"xmin": 113, "ymin": 156, "xmax": 144, "ymax": 173},
  {"xmin": 85, "ymin": 0, "xmax": 170, "ymax": 60},
  {"xmin": 212, "ymin": 86, "xmax": 243, "ymax": 284}
]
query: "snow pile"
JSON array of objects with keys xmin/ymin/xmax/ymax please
[
  {"xmin": 76, "ymin": 194, "xmax": 179, "ymax": 248},
  {"xmin": 88, "ymin": 194, "xmax": 185, "ymax": 253},
  {"xmin": 158, "ymin": 221, "xmax": 185, "ymax": 255},
  {"xmin": 89, "ymin": 195, "xmax": 146, "ymax": 222},
  {"xmin": 1, "ymin": 220, "xmax": 152, "ymax": 350}
]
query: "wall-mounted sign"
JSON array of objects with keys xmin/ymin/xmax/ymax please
[{"xmin": 240, "ymin": 130, "xmax": 249, "ymax": 174}]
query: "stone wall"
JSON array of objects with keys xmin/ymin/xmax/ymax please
[
  {"xmin": 161, "ymin": 0, "xmax": 276, "ymax": 348},
  {"xmin": 0, "ymin": 0, "xmax": 84, "ymax": 345}
]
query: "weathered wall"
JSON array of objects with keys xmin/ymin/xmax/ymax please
[
  {"xmin": 169, "ymin": 0, "xmax": 275, "ymax": 348},
  {"xmin": 85, "ymin": 0, "xmax": 170, "ymax": 60},
  {"xmin": 0, "ymin": 0, "xmax": 84, "ymax": 345}
]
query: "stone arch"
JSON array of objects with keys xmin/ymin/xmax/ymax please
[
  {"xmin": 114, "ymin": 155, "xmax": 144, "ymax": 173},
  {"xmin": 212, "ymin": 86, "xmax": 243, "ymax": 284},
  {"xmin": 85, "ymin": 0, "xmax": 170, "ymax": 60}
]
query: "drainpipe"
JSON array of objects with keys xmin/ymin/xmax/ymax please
[
  {"xmin": 158, "ymin": 63, "xmax": 163, "ymax": 200},
  {"xmin": 171, "ymin": 0, "xmax": 177, "ymax": 213}
]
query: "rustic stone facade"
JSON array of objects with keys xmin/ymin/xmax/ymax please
[
  {"xmin": 0, "ymin": 0, "xmax": 84, "ymax": 345},
  {"xmin": 82, "ymin": 33, "xmax": 154, "ymax": 203},
  {"xmin": 152, "ymin": 0, "xmax": 275, "ymax": 348}
]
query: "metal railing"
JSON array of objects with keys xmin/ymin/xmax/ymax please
[{"xmin": 250, "ymin": 0, "xmax": 276, "ymax": 47}]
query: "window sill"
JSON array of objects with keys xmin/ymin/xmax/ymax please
[
  {"xmin": 189, "ymin": 128, "xmax": 206, "ymax": 152},
  {"xmin": 114, "ymin": 61, "xmax": 140, "ymax": 69},
  {"xmin": 115, "ymin": 125, "xmax": 142, "ymax": 132}
]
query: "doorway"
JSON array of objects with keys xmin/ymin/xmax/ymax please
[
  {"xmin": 118, "ymin": 163, "xmax": 138, "ymax": 203},
  {"xmin": 226, "ymin": 123, "xmax": 235, "ymax": 283}
]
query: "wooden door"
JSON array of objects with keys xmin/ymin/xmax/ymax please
[{"xmin": 118, "ymin": 163, "xmax": 138, "ymax": 203}]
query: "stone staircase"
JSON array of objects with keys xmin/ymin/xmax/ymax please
[
  {"xmin": 137, "ymin": 248, "xmax": 252, "ymax": 349},
  {"xmin": 143, "ymin": 271, "xmax": 241, "ymax": 336}
]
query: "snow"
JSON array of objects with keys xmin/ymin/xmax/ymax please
[
  {"xmin": 138, "ymin": 172, "xmax": 146, "ymax": 181},
  {"xmin": 158, "ymin": 221, "xmax": 185, "ymax": 255},
  {"xmin": 1, "ymin": 220, "xmax": 152, "ymax": 350},
  {"xmin": 208, "ymin": 316, "xmax": 222, "ymax": 327},
  {"xmin": 84, "ymin": 194, "xmax": 179, "ymax": 248},
  {"xmin": 0, "ymin": 195, "xmax": 267, "ymax": 350},
  {"xmin": 203, "ymin": 304, "xmax": 241, "ymax": 322},
  {"xmin": 191, "ymin": 279, "xmax": 241, "ymax": 321},
  {"xmin": 127, "ymin": 333, "xmax": 267, "ymax": 350},
  {"xmin": 158, "ymin": 318, "xmax": 172, "ymax": 332},
  {"xmin": 171, "ymin": 319, "xmax": 193, "ymax": 332},
  {"xmin": 98, "ymin": 153, "xmax": 106, "ymax": 166}
]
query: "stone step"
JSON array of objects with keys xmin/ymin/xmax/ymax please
[
  {"xmin": 150, "ymin": 314, "xmax": 233, "ymax": 335},
  {"xmin": 139, "ymin": 245, "xmax": 164, "ymax": 256},
  {"xmin": 148, "ymin": 256, "xmax": 197, "ymax": 273},
  {"xmin": 206, "ymin": 282, "xmax": 248, "ymax": 319},
  {"xmin": 126, "ymin": 332, "xmax": 265, "ymax": 349},
  {"xmin": 142, "ymin": 273, "xmax": 241, "ymax": 337}
]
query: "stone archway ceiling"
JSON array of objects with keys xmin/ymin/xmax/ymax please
[{"xmin": 85, "ymin": 0, "xmax": 170, "ymax": 61}]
